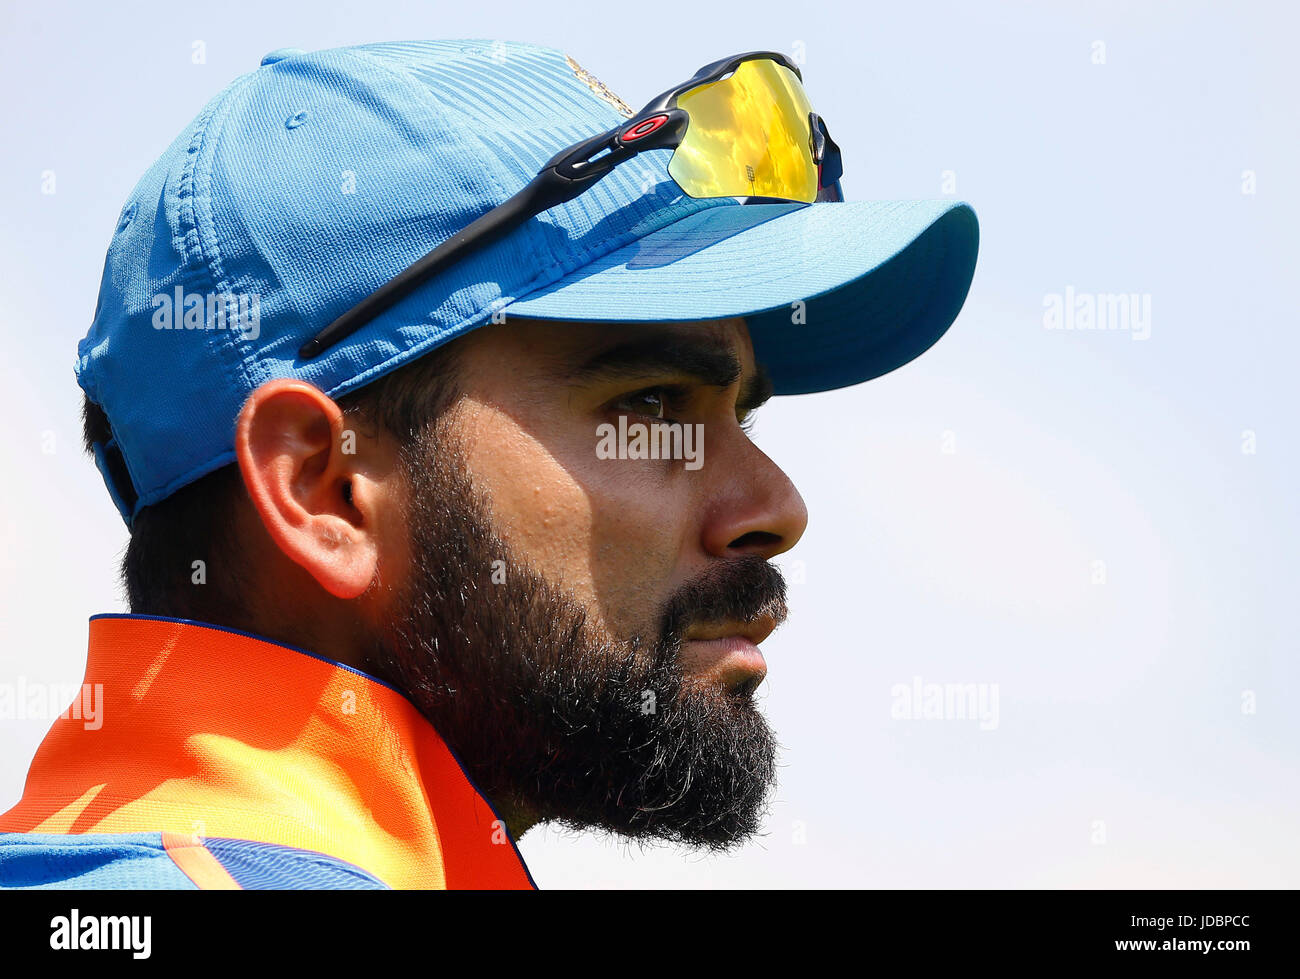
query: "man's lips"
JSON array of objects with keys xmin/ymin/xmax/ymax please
[
  {"xmin": 684, "ymin": 613, "xmax": 778, "ymax": 647},
  {"xmin": 679, "ymin": 614, "xmax": 778, "ymax": 688}
]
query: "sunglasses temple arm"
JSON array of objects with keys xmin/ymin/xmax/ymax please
[{"xmin": 298, "ymin": 165, "xmax": 599, "ymax": 359}]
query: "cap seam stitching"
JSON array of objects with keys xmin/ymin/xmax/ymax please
[
  {"xmin": 186, "ymin": 70, "xmax": 262, "ymax": 402},
  {"xmin": 341, "ymin": 46, "xmax": 512, "ymax": 205},
  {"xmin": 341, "ymin": 45, "xmax": 573, "ymax": 276},
  {"xmin": 125, "ymin": 73, "xmax": 259, "ymax": 512}
]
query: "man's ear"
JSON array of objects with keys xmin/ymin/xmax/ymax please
[{"xmin": 234, "ymin": 378, "xmax": 378, "ymax": 599}]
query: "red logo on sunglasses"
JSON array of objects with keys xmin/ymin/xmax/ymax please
[{"xmin": 621, "ymin": 114, "xmax": 669, "ymax": 142}]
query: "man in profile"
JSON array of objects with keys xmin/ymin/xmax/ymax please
[{"xmin": 0, "ymin": 39, "xmax": 977, "ymax": 888}]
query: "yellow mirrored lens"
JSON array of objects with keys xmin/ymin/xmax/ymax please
[{"xmin": 668, "ymin": 59, "xmax": 818, "ymax": 202}]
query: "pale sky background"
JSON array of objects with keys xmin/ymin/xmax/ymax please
[{"xmin": 1, "ymin": 0, "xmax": 1296, "ymax": 888}]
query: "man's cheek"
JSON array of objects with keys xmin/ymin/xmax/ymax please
[
  {"xmin": 456, "ymin": 406, "xmax": 689, "ymax": 633},
  {"xmin": 580, "ymin": 491, "xmax": 687, "ymax": 635},
  {"xmin": 494, "ymin": 472, "xmax": 681, "ymax": 639},
  {"xmin": 486, "ymin": 477, "xmax": 593, "ymax": 571}
]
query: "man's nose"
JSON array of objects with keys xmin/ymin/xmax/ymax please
[{"xmin": 699, "ymin": 442, "xmax": 809, "ymax": 561}]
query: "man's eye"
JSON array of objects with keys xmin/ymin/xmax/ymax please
[{"xmin": 615, "ymin": 388, "xmax": 672, "ymax": 421}]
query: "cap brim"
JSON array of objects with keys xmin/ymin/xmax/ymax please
[{"xmin": 500, "ymin": 199, "xmax": 978, "ymax": 395}]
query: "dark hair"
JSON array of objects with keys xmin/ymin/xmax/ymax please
[{"xmin": 82, "ymin": 341, "xmax": 463, "ymax": 622}]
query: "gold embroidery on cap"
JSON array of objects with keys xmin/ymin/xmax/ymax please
[{"xmin": 565, "ymin": 55, "xmax": 634, "ymax": 119}]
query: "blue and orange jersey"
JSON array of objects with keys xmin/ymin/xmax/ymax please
[{"xmin": 0, "ymin": 614, "xmax": 536, "ymax": 889}]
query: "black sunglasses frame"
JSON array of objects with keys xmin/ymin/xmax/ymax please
[{"xmin": 299, "ymin": 50, "xmax": 844, "ymax": 359}]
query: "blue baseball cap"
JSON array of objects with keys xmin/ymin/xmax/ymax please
[{"xmin": 77, "ymin": 39, "xmax": 979, "ymax": 525}]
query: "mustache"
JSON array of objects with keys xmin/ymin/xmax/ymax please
[{"xmin": 658, "ymin": 556, "xmax": 788, "ymax": 649}]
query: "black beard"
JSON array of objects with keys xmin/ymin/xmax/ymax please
[{"xmin": 365, "ymin": 424, "xmax": 786, "ymax": 852}]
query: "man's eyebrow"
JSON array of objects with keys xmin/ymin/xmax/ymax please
[
  {"xmin": 566, "ymin": 337, "xmax": 740, "ymax": 388},
  {"xmin": 564, "ymin": 336, "xmax": 774, "ymax": 413}
]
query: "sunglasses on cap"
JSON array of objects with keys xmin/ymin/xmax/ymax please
[{"xmin": 299, "ymin": 50, "xmax": 844, "ymax": 359}]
